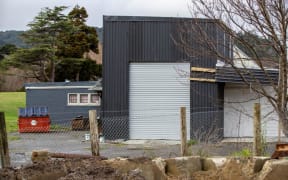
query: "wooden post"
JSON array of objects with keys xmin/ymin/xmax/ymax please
[
  {"xmin": 0, "ymin": 112, "xmax": 10, "ymax": 167},
  {"xmin": 89, "ymin": 110, "xmax": 99, "ymax": 156},
  {"xmin": 180, "ymin": 107, "xmax": 188, "ymax": 156},
  {"xmin": 253, "ymin": 103, "xmax": 262, "ymax": 156},
  {"xmin": 278, "ymin": 116, "xmax": 281, "ymax": 143}
]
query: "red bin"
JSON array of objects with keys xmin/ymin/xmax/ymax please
[{"xmin": 18, "ymin": 116, "xmax": 50, "ymax": 133}]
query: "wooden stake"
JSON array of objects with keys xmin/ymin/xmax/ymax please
[
  {"xmin": 89, "ymin": 110, "xmax": 99, "ymax": 156},
  {"xmin": 278, "ymin": 116, "xmax": 281, "ymax": 143},
  {"xmin": 253, "ymin": 103, "xmax": 262, "ymax": 156},
  {"xmin": 0, "ymin": 112, "xmax": 10, "ymax": 167},
  {"xmin": 180, "ymin": 107, "xmax": 188, "ymax": 156}
]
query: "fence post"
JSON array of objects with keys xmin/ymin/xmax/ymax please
[
  {"xmin": 89, "ymin": 110, "xmax": 99, "ymax": 156},
  {"xmin": 253, "ymin": 103, "xmax": 261, "ymax": 156},
  {"xmin": 180, "ymin": 107, "xmax": 188, "ymax": 156},
  {"xmin": 278, "ymin": 116, "xmax": 281, "ymax": 143},
  {"xmin": 0, "ymin": 112, "xmax": 10, "ymax": 167}
]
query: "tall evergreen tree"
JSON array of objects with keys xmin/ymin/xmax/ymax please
[
  {"xmin": 55, "ymin": 5, "xmax": 100, "ymax": 81},
  {"xmin": 57, "ymin": 5, "xmax": 99, "ymax": 58},
  {"xmin": 21, "ymin": 6, "xmax": 72, "ymax": 82}
]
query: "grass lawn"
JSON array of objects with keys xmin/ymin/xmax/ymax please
[{"xmin": 0, "ymin": 92, "xmax": 25, "ymax": 132}]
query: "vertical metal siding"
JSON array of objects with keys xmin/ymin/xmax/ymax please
[{"xmin": 103, "ymin": 16, "xmax": 227, "ymax": 140}]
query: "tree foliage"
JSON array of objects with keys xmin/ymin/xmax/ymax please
[
  {"xmin": 21, "ymin": 6, "xmax": 71, "ymax": 82},
  {"xmin": 0, "ymin": 44, "xmax": 17, "ymax": 61},
  {"xmin": 3, "ymin": 47, "xmax": 52, "ymax": 81},
  {"xmin": 3, "ymin": 5, "xmax": 100, "ymax": 82},
  {"xmin": 55, "ymin": 58, "xmax": 101, "ymax": 82},
  {"xmin": 57, "ymin": 5, "xmax": 99, "ymax": 58}
]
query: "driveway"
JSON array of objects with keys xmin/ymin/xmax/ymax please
[{"xmin": 6, "ymin": 131, "xmax": 284, "ymax": 167}]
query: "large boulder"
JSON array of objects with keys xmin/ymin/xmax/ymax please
[
  {"xmin": 105, "ymin": 157, "xmax": 166, "ymax": 180},
  {"xmin": 165, "ymin": 156, "xmax": 202, "ymax": 179},
  {"xmin": 152, "ymin": 157, "xmax": 167, "ymax": 176},
  {"xmin": 257, "ymin": 159, "xmax": 288, "ymax": 180}
]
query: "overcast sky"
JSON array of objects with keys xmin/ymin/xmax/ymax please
[{"xmin": 0, "ymin": 0, "xmax": 191, "ymax": 31}]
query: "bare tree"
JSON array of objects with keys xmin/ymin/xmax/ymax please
[{"xmin": 177, "ymin": 0, "xmax": 288, "ymax": 136}]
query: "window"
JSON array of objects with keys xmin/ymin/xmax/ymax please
[
  {"xmin": 68, "ymin": 93, "xmax": 101, "ymax": 106},
  {"xmin": 80, "ymin": 94, "xmax": 88, "ymax": 103},
  {"xmin": 91, "ymin": 94, "xmax": 99, "ymax": 103},
  {"xmin": 69, "ymin": 94, "xmax": 77, "ymax": 104}
]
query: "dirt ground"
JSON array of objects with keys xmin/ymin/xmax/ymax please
[
  {"xmin": 2, "ymin": 131, "xmax": 288, "ymax": 179},
  {"xmin": 2, "ymin": 156, "xmax": 288, "ymax": 180},
  {"xmin": 0, "ymin": 158, "xmax": 146, "ymax": 180}
]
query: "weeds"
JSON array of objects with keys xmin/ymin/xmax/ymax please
[
  {"xmin": 187, "ymin": 139, "xmax": 198, "ymax": 147},
  {"xmin": 8, "ymin": 135, "xmax": 21, "ymax": 141},
  {"xmin": 50, "ymin": 124, "xmax": 71, "ymax": 131},
  {"xmin": 192, "ymin": 123, "xmax": 223, "ymax": 144},
  {"xmin": 231, "ymin": 148, "xmax": 252, "ymax": 157},
  {"xmin": 196, "ymin": 148, "xmax": 210, "ymax": 158}
]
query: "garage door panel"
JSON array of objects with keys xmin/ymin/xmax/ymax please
[{"xmin": 129, "ymin": 63, "xmax": 190, "ymax": 140}]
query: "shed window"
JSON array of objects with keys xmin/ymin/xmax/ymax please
[
  {"xmin": 91, "ymin": 94, "xmax": 99, "ymax": 103},
  {"xmin": 68, "ymin": 94, "xmax": 77, "ymax": 104},
  {"xmin": 67, "ymin": 93, "xmax": 100, "ymax": 106},
  {"xmin": 80, "ymin": 94, "xmax": 89, "ymax": 103}
]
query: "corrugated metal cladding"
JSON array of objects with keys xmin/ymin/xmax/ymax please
[
  {"xmin": 103, "ymin": 16, "xmax": 229, "ymax": 140},
  {"xmin": 129, "ymin": 63, "xmax": 190, "ymax": 139}
]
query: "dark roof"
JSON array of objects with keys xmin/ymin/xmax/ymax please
[
  {"xmin": 216, "ymin": 67, "xmax": 278, "ymax": 85},
  {"xmin": 103, "ymin": 15, "xmax": 220, "ymax": 23},
  {"xmin": 25, "ymin": 80, "xmax": 102, "ymax": 88}
]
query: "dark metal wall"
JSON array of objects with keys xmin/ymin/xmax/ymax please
[
  {"xmin": 190, "ymin": 82, "xmax": 224, "ymax": 139},
  {"xmin": 26, "ymin": 88, "xmax": 101, "ymax": 125},
  {"xmin": 103, "ymin": 16, "xmax": 229, "ymax": 140}
]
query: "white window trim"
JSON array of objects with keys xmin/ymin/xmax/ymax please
[{"xmin": 67, "ymin": 93, "xmax": 101, "ymax": 106}]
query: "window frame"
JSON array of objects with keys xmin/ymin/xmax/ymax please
[{"xmin": 67, "ymin": 93, "xmax": 101, "ymax": 106}]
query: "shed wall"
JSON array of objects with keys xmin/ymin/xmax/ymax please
[
  {"xmin": 103, "ymin": 16, "xmax": 228, "ymax": 140},
  {"xmin": 26, "ymin": 88, "xmax": 101, "ymax": 125},
  {"xmin": 224, "ymin": 84, "xmax": 283, "ymax": 137}
]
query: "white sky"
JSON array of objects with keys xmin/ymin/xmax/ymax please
[{"xmin": 0, "ymin": 0, "xmax": 191, "ymax": 31}]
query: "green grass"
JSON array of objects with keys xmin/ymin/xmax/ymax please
[{"xmin": 0, "ymin": 92, "xmax": 25, "ymax": 132}]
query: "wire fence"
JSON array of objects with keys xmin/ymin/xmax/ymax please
[{"xmin": 3, "ymin": 106, "xmax": 283, "ymax": 167}]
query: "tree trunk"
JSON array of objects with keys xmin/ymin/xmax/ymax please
[
  {"xmin": 50, "ymin": 60, "xmax": 55, "ymax": 82},
  {"xmin": 279, "ymin": 111, "xmax": 288, "ymax": 137},
  {"xmin": 76, "ymin": 71, "xmax": 80, "ymax": 81}
]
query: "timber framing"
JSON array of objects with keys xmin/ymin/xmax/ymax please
[
  {"xmin": 191, "ymin": 67, "xmax": 216, "ymax": 73},
  {"xmin": 190, "ymin": 77, "xmax": 216, "ymax": 83}
]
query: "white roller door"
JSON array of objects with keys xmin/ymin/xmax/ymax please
[{"xmin": 129, "ymin": 63, "xmax": 190, "ymax": 139}]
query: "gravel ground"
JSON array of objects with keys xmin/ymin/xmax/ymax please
[{"xmin": 5, "ymin": 131, "xmax": 287, "ymax": 167}]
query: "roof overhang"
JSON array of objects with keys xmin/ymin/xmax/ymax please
[
  {"xmin": 215, "ymin": 66, "xmax": 278, "ymax": 85},
  {"xmin": 25, "ymin": 86, "xmax": 96, "ymax": 90}
]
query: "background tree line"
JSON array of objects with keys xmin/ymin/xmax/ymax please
[{"xmin": 0, "ymin": 5, "xmax": 102, "ymax": 83}]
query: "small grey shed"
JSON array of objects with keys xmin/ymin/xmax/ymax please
[{"xmin": 25, "ymin": 80, "xmax": 102, "ymax": 125}]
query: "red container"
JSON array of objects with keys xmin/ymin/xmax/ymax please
[{"xmin": 18, "ymin": 116, "xmax": 50, "ymax": 133}]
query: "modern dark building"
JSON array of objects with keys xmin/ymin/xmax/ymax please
[
  {"xmin": 25, "ymin": 80, "xmax": 102, "ymax": 125},
  {"xmin": 102, "ymin": 16, "xmax": 231, "ymax": 140}
]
